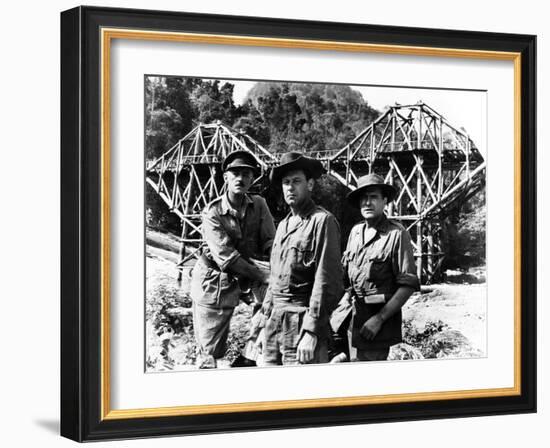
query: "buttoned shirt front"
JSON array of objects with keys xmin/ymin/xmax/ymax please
[
  {"xmin": 191, "ymin": 193, "xmax": 275, "ymax": 309},
  {"xmin": 343, "ymin": 215, "xmax": 419, "ymax": 349},
  {"xmin": 263, "ymin": 199, "xmax": 343, "ymax": 338}
]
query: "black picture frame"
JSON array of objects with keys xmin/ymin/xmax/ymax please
[{"xmin": 61, "ymin": 5, "xmax": 536, "ymax": 442}]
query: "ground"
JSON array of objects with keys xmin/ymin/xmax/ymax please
[
  {"xmin": 145, "ymin": 229, "xmax": 487, "ymax": 372},
  {"xmin": 396, "ymin": 283, "xmax": 486, "ymax": 360}
]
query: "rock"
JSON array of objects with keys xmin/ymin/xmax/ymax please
[
  {"xmin": 389, "ymin": 343, "xmax": 425, "ymax": 360},
  {"xmin": 430, "ymin": 329, "xmax": 482, "ymax": 358}
]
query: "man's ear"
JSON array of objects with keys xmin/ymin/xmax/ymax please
[
  {"xmin": 223, "ymin": 171, "xmax": 228, "ymax": 183},
  {"xmin": 307, "ymin": 178, "xmax": 315, "ymax": 192}
]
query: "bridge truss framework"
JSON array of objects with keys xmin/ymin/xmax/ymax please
[{"xmin": 146, "ymin": 103, "xmax": 485, "ymax": 283}]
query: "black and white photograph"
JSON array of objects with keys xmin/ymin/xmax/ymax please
[
  {"xmin": 0, "ymin": 0, "xmax": 543, "ymax": 444},
  {"xmin": 144, "ymin": 76, "xmax": 487, "ymax": 372}
]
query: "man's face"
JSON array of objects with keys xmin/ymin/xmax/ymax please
[
  {"xmin": 224, "ymin": 167, "xmax": 255, "ymax": 195},
  {"xmin": 281, "ymin": 169, "xmax": 314, "ymax": 208},
  {"xmin": 359, "ymin": 187, "xmax": 387, "ymax": 220}
]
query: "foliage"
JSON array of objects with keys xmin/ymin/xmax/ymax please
[
  {"xmin": 442, "ymin": 190, "xmax": 486, "ymax": 269},
  {"xmin": 145, "ymin": 183, "xmax": 182, "ymax": 235},
  {"xmin": 402, "ymin": 319, "xmax": 449, "ymax": 358},
  {"xmin": 144, "ymin": 76, "xmax": 485, "ymax": 272},
  {"xmin": 245, "ymin": 82, "xmax": 379, "ymax": 153},
  {"xmin": 401, "ymin": 318, "xmax": 481, "ymax": 359},
  {"xmin": 145, "ymin": 77, "xmax": 379, "ymax": 237}
]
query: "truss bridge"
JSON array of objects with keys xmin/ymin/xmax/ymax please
[{"xmin": 146, "ymin": 103, "xmax": 485, "ymax": 282}]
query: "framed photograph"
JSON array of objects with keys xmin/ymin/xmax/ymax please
[{"xmin": 60, "ymin": 5, "xmax": 536, "ymax": 442}]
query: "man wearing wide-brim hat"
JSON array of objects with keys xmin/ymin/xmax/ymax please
[
  {"xmin": 190, "ymin": 150, "xmax": 275, "ymax": 369},
  {"xmin": 260, "ymin": 152, "xmax": 343, "ymax": 366},
  {"xmin": 331, "ymin": 173, "xmax": 419, "ymax": 362}
]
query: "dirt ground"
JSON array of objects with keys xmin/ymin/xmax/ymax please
[
  {"xmin": 145, "ymin": 235, "xmax": 487, "ymax": 372},
  {"xmin": 396, "ymin": 283, "xmax": 486, "ymax": 360}
]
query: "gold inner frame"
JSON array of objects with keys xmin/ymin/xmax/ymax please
[{"xmin": 100, "ymin": 27, "xmax": 522, "ymax": 420}]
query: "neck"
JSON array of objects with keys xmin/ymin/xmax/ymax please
[
  {"xmin": 227, "ymin": 191, "xmax": 244, "ymax": 209},
  {"xmin": 290, "ymin": 197, "xmax": 313, "ymax": 216},
  {"xmin": 365, "ymin": 214, "xmax": 384, "ymax": 228}
]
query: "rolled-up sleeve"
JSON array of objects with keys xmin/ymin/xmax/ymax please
[
  {"xmin": 201, "ymin": 210, "xmax": 240, "ymax": 271},
  {"xmin": 392, "ymin": 228, "xmax": 420, "ymax": 291},
  {"xmin": 301, "ymin": 215, "xmax": 344, "ymax": 336}
]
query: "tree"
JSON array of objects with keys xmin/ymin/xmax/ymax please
[
  {"xmin": 145, "ymin": 107, "xmax": 183, "ymax": 159},
  {"xmin": 243, "ymin": 81, "xmax": 380, "ymax": 154},
  {"xmin": 441, "ymin": 190, "xmax": 486, "ymax": 269},
  {"xmin": 189, "ymin": 80, "xmax": 239, "ymax": 125}
]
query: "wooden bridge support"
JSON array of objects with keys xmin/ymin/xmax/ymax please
[
  {"xmin": 176, "ymin": 170, "xmax": 194, "ymax": 283},
  {"xmin": 146, "ymin": 103, "xmax": 485, "ymax": 284},
  {"xmin": 427, "ymin": 221, "xmax": 434, "ymax": 280}
]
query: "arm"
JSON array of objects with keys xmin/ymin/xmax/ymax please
[
  {"xmin": 360, "ymin": 286, "xmax": 415, "ymax": 340},
  {"xmin": 202, "ymin": 210, "xmax": 267, "ymax": 282},
  {"xmin": 328, "ymin": 228, "xmax": 356, "ymax": 335},
  {"xmin": 301, "ymin": 214, "xmax": 343, "ymax": 336},
  {"xmin": 298, "ymin": 215, "xmax": 344, "ymax": 362},
  {"xmin": 227, "ymin": 257, "xmax": 269, "ymax": 283},
  {"xmin": 361, "ymin": 227, "xmax": 420, "ymax": 340},
  {"xmin": 261, "ymin": 224, "xmax": 280, "ymax": 317},
  {"xmin": 258, "ymin": 197, "xmax": 276, "ymax": 257},
  {"xmin": 341, "ymin": 225, "xmax": 357, "ymax": 291}
]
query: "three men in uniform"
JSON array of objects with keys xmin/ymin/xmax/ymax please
[{"xmin": 191, "ymin": 151, "xmax": 418, "ymax": 367}]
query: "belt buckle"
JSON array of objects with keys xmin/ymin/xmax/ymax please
[{"xmin": 363, "ymin": 293, "xmax": 386, "ymax": 304}]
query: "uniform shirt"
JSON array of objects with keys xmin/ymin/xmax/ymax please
[
  {"xmin": 202, "ymin": 193, "xmax": 275, "ymax": 269},
  {"xmin": 263, "ymin": 199, "xmax": 343, "ymax": 338},
  {"xmin": 343, "ymin": 215, "xmax": 419, "ymax": 349},
  {"xmin": 192, "ymin": 193, "xmax": 275, "ymax": 308}
]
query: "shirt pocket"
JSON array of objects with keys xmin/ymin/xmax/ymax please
[
  {"xmin": 367, "ymin": 253, "xmax": 392, "ymax": 282},
  {"xmin": 290, "ymin": 240, "xmax": 315, "ymax": 268},
  {"xmin": 223, "ymin": 215, "xmax": 243, "ymax": 241},
  {"xmin": 288, "ymin": 240, "xmax": 315, "ymax": 291},
  {"xmin": 342, "ymin": 249, "xmax": 354, "ymax": 264}
]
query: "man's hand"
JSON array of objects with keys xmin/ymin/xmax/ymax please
[
  {"xmin": 360, "ymin": 314, "xmax": 384, "ymax": 340},
  {"xmin": 251, "ymin": 258, "xmax": 271, "ymax": 284},
  {"xmin": 297, "ymin": 332, "xmax": 318, "ymax": 364}
]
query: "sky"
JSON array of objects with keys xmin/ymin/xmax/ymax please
[{"xmin": 222, "ymin": 79, "xmax": 486, "ymax": 155}]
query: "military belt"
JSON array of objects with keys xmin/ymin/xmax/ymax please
[{"xmin": 355, "ymin": 289, "xmax": 394, "ymax": 305}]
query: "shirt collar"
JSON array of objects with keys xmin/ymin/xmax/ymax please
[
  {"xmin": 358, "ymin": 214, "xmax": 389, "ymax": 247},
  {"xmin": 220, "ymin": 193, "xmax": 253, "ymax": 217},
  {"xmin": 361, "ymin": 214, "xmax": 389, "ymax": 238}
]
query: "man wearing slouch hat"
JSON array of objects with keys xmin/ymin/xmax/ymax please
[
  {"xmin": 331, "ymin": 173, "xmax": 420, "ymax": 361},
  {"xmin": 261, "ymin": 152, "xmax": 343, "ymax": 365}
]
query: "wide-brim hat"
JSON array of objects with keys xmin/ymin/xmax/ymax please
[
  {"xmin": 346, "ymin": 173, "xmax": 397, "ymax": 206},
  {"xmin": 270, "ymin": 151, "xmax": 325, "ymax": 184},
  {"xmin": 222, "ymin": 150, "xmax": 260, "ymax": 174}
]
